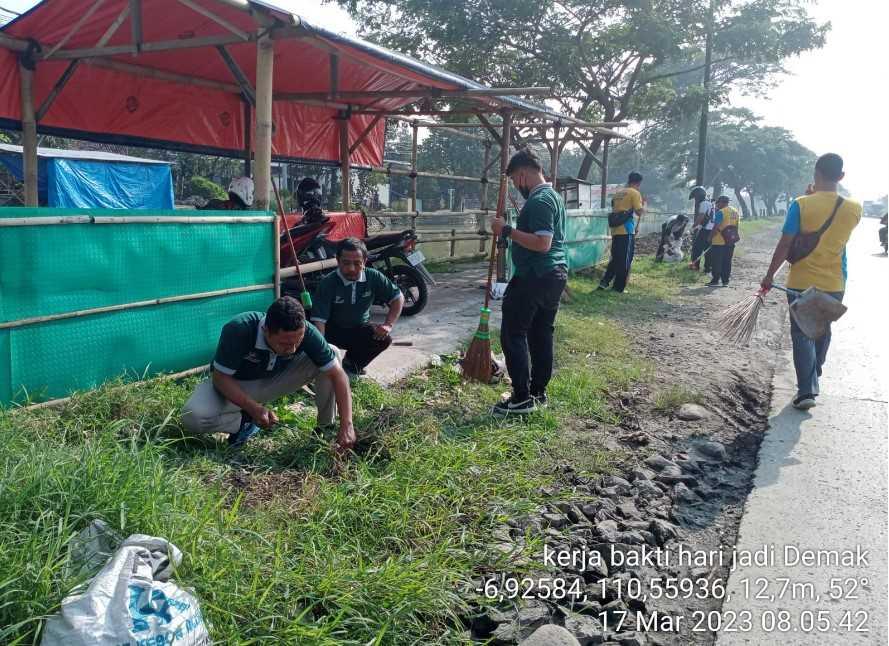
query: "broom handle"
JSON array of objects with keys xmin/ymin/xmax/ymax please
[
  {"xmin": 483, "ymin": 174, "xmax": 508, "ymax": 309},
  {"xmin": 273, "ymin": 180, "xmax": 307, "ymax": 291}
]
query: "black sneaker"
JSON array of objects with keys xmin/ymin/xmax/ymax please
[
  {"xmin": 706, "ymin": 280, "xmax": 720, "ymax": 287},
  {"xmin": 792, "ymin": 394, "xmax": 816, "ymax": 410},
  {"xmin": 597, "ymin": 283, "xmax": 609, "ymax": 290},
  {"xmin": 532, "ymin": 393, "xmax": 548, "ymax": 408},
  {"xmin": 492, "ymin": 396, "xmax": 537, "ymax": 416}
]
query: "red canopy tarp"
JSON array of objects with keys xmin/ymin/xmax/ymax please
[{"xmin": 0, "ymin": 0, "xmax": 506, "ymax": 166}]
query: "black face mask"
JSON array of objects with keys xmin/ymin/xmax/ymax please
[{"xmin": 518, "ymin": 184, "xmax": 531, "ymax": 200}]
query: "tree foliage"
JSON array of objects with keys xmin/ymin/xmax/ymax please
[{"xmin": 337, "ymin": 0, "xmax": 828, "ymax": 178}]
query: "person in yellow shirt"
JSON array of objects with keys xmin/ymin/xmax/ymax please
[
  {"xmin": 706, "ymin": 195, "xmax": 740, "ymax": 286},
  {"xmin": 761, "ymin": 153, "xmax": 862, "ymax": 410},
  {"xmin": 599, "ymin": 172, "xmax": 644, "ymax": 293}
]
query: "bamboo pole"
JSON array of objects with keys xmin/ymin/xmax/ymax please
[
  {"xmin": 550, "ymin": 123, "xmax": 561, "ymax": 181},
  {"xmin": 275, "ymin": 87, "xmax": 551, "ymax": 101},
  {"xmin": 177, "ymin": 0, "xmax": 249, "ymax": 41},
  {"xmin": 43, "ymin": 0, "xmax": 107, "ymax": 59},
  {"xmin": 349, "ymin": 113, "xmax": 383, "ymax": 155},
  {"xmin": 273, "ymin": 214, "xmax": 281, "ymax": 298},
  {"xmin": 339, "ymin": 112, "xmax": 351, "ymax": 210},
  {"xmin": 0, "ymin": 283, "xmax": 275, "ymax": 331},
  {"xmin": 45, "ymin": 33, "xmax": 251, "ymax": 60},
  {"xmin": 0, "ymin": 216, "xmax": 274, "ymax": 226},
  {"xmin": 253, "ymin": 32, "xmax": 274, "ymax": 211},
  {"xmin": 23, "ymin": 364, "xmax": 211, "ymax": 411},
  {"xmin": 600, "ymin": 139, "xmax": 610, "ymax": 209},
  {"xmin": 410, "ymin": 122, "xmax": 418, "ymax": 211},
  {"xmin": 279, "ymin": 258, "xmax": 339, "ymax": 278},
  {"xmin": 371, "ymin": 166, "xmax": 483, "ymax": 183},
  {"xmin": 481, "ymin": 140, "xmax": 491, "ymax": 211},
  {"xmin": 19, "ymin": 62, "xmax": 38, "ymax": 207}
]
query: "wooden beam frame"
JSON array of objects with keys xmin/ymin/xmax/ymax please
[
  {"xmin": 86, "ymin": 58, "xmax": 240, "ymax": 93},
  {"xmin": 349, "ymin": 113, "xmax": 383, "ymax": 155},
  {"xmin": 275, "ymin": 86, "xmax": 550, "ymax": 102},
  {"xmin": 42, "ymin": 33, "xmax": 251, "ymax": 60},
  {"xmin": 37, "ymin": 5, "xmax": 131, "ymax": 121},
  {"xmin": 43, "ymin": 0, "xmax": 107, "ymax": 59},
  {"xmin": 253, "ymin": 32, "xmax": 274, "ymax": 211},
  {"xmin": 339, "ymin": 111, "xmax": 351, "ymax": 210},
  {"xmin": 177, "ymin": 0, "xmax": 250, "ymax": 41},
  {"xmin": 129, "ymin": 0, "xmax": 142, "ymax": 53},
  {"xmin": 19, "ymin": 62, "xmax": 38, "ymax": 206},
  {"xmin": 217, "ymin": 45, "xmax": 255, "ymax": 105}
]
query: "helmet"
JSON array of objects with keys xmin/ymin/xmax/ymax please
[
  {"xmin": 688, "ymin": 185, "xmax": 706, "ymax": 201},
  {"xmin": 228, "ymin": 176, "xmax": 254, "ymax": 207},
  {"xmin": 297, "ymin": 177, "xmax": 323, "ymax": 211}
]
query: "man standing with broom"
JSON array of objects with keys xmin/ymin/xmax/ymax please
[
  {"xmin": 599, "ymin": 172, "xmax": 645, "ymax": 293},
  {"xmin": 760, "ymin": 153, "xmax": 862, "ymax": 410},
  {"xmin": 489, "ymin": 148, "xmax": 567, "ymax": 416}
]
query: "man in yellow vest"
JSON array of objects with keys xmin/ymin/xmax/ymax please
[
  {"xmin": 599, "ymin": 172, "xmax": 645, "ymax": 293},
  {"xmin": 761, "ymin": 153, "xmax": 862, "ymax": 410},
  {"xmin": 707, "ymin": 195, "xmax": 740, "ymax": 286}
]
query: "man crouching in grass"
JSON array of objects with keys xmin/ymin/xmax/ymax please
[{"xmin": 182, "ymin": 296, "xmax": 355, "ymax": 451}]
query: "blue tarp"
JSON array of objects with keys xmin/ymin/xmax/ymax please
[{"xmin": 0, "ymin": 147, "xmax": 174, "ymax": 209}]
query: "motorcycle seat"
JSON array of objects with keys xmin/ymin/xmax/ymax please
[{"xmin": 364, "ymin": 232, "xmax": 408, "ymax": 250}]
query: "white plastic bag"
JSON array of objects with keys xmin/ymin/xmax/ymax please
[{"xmin": 41, "ymin": 534, "xmax": 210, "ymax": 646}]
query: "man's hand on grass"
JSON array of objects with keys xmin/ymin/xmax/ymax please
[
  {"xmin": 248, "ymin": 403, "xmax": 278, "ymax": 428},
  {"xmin": 335, "ymin": 422, "xmax": 357, "ymax": 453}
]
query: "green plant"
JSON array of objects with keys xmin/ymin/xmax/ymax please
[{"xmin": 188, "ymin": 175, "xmax": 227, "ymax": 201}]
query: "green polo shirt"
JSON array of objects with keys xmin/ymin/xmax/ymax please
[
  {"xmin": 212, "ymin": 312, "xmax": 336, "ymax": 381},
  {"xmin": 512, "ymin": 183, "xmax": 567, "ymax": 278},
  {"xmin": 310, "ymin": 268, "xmax": 402, "ymax": 328}
]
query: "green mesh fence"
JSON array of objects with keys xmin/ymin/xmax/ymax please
[
  {"xmin": 505, "ymin": 208, "xmax": 610, "ymax": 275},
  {"xmin": 0, "ymin": 208, "xmax": 276, "ymax": 405}
]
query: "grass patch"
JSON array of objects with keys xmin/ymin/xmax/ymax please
[
  {"xmin": 0, "ymin": 270, "xmax": 670, "ymax": 645},
  {"xmin": 653, "ymin": 385, "xmax": 705, "ymax": 414}
]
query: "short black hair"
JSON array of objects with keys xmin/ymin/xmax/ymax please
[
  {"xmin": 505, "ymin": 148, "xmax": 543, "ymax": 175},
  {"xmin": 815, "ymin": 153, "xmax": 844, "ymax": 182},
  {"xmin": 628, "ymin": 172, "xmax": 643, "ymax": 185},
  {"xmin": 336, "ymin": 237, "xmax": 368, "ymax": 259},
  {"xmin": 716, "ymin": 195, "xmax": 730, "ymax": 204},
  {"xmin": 265, "ymin": 296, "xmax": 306, "ymax": 333}
]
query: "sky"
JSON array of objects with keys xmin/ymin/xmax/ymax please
[{"xmin": 3, "ymin": 0, "xmax": 885, "ymax": 200}]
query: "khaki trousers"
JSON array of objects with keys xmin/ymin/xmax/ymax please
[{"xmin": 181, "ymin": 347, "xmax": 342, "ymax": 435}]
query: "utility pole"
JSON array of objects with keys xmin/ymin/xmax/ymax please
[{"xmin": 695, "ymin": 0, "xmax": 716, "ymax": 190}]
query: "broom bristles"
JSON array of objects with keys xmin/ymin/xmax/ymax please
[
  {"xmin": 716, "ymin": 292, "xmax": 765, "ymax": 345},
  {"xmin": 462, "ymin": 307, "xmax": 494, "ymax": 382}
]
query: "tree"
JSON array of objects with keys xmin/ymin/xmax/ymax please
[{"xmin": 337, "ymin": 0, "xmax": 827, "ymax": 179}]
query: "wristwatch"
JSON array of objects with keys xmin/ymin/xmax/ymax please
[{"xmin": 500, "ymin": 224, "xmax": 513, "ymax": 239}]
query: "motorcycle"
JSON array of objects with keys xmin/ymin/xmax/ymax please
[{"xmin": 280, "ymin": 216, "xmax": 433, "ymax": 317}]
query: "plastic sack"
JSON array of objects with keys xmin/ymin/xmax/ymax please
[{"xmin": 41, "ymin": 534, "xmax": 210, "ymax": 646}]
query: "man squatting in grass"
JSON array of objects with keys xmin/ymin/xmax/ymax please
[
  {"xmin": 182, "ymin": 296, "xmax": 356, "ymax": 450},
  {"xmin": 761, "ymin": 153, "xmax": 861, "ymax": 411},
  {"xmin": 310, "ymin": 237, "xmax": 404, "ymax": 378},
  {"xmin": 599, "ymin": 172, "xmax": 645, "ymax": 293},
  {"xmin": 489, "ymin": 148, "xmax": 568, "ymax": 416}
]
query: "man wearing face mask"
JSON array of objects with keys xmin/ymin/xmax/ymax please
[{"xmin": 490, "ymin": 148, "xmax": 567, "ymax": 416}]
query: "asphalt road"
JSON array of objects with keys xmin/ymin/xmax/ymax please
[{"xmin": 718, "ymin": 217, "xmax": 888, "ymax": 644}]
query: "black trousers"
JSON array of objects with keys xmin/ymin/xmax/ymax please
[
  {"xmin": 501, "ymin": 269, "xmax": 567, "ymax": 401},
  {"xmin": 690, "ymin": 228, "xmax": 709, "ymax": 267},
  {"xmin": 600, "ymin": 234, "xmax": 635, "ymax": 292},
  {"xmin": 324, "ymin": 322, "xmax": 392, "ymax": 371},
  {"xmin": 709, "ymin": 244, "xmax": 735, "ymax": 284}
]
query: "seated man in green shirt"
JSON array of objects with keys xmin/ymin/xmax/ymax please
[
  {"xmin": 310, "ymin": 238, "xmax": 404, "ymax": 377},
  {"xmin": 182, "ymin": 296, "xmax": 355, "ymax": 451}
]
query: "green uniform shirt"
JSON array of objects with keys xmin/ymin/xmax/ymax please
[
  {"xmin": 212, "ymin": 311, "xmax": 336, "ymax": 381},
  {"xmin": 512, "ymin": 183, "xmax": 567, "ymax": 278},
  {"xmin": 310, "ymin": 268, "xmax": 402, "ymax": 328}
]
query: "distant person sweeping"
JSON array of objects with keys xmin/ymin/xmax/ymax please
[
  {"xmin": 706, "ymin": 195, "xmax": 741, "ymax": 287},
  {"xmin": 760, "ymin": 153, "xmax": 862, "ymax": 410},
  {"xmin": 489, "ymin": 148, "xmax": 567, "ymax": 416},
  {"xmin": 599, "ymin": 172, "xmax": 645, "ymax": 293}
]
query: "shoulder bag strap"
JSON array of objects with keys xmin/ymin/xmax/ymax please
[{"xmin": 816, "ymin": 196, "xmax": 844, "ymax": 235}]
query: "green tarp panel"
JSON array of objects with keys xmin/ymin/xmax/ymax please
[
  {"xmin": 0, "ymin": 207, "xmax": 276, "ymax": 405},
  {"xmin": 505, "ymin": 208, "xmax": 610, "ymax": 275}
]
